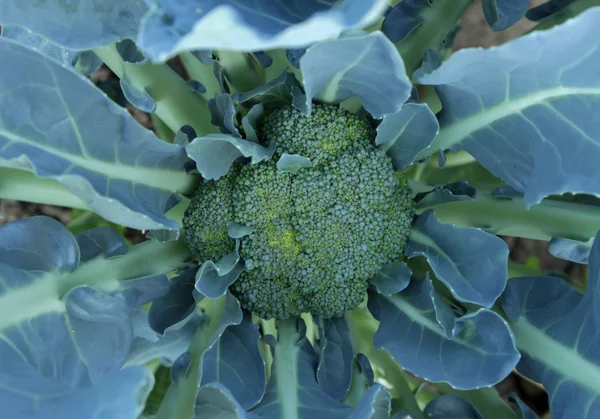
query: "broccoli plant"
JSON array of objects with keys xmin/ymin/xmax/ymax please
[{"xmin": 1, "ymin": 1, "xmax": 600, "ymax": 419}]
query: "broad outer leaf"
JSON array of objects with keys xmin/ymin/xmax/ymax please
[
  {"xmin": 368, "ymin": 279, "xmax": 519, "ymax": 389},
  {"xmin": 0, "ymin": 25, "xmax": 78, "ymax": 66},
  {"xmin": 0, "ymin": 38, "xmax": 187, "ymax": 231},
  {"xmin": 195, "ymin": 383, "xmax": 260, "ymax": 418},
  {"xmin": 0, "ymin": 0, "xmax": 147, "ymax": 50},
  {"xmin": 407, "ymin": 210, "xmax": 509, "ymax": 308},
  {"xmin": 381, "ymin": 0, "xmax": 428, "ymax": 43},
  {"xmin": 314, "ymin": 317, "xmax": 354, "ymax": 400},
  {"xmin": 0, "ymin": 216, "xmax": 79, "ymax": 273},
  {"xmin": 301, "ymin": 31, "xmax": 411, "ymax": 118},
  {"xmin": 500, "ymin": 229, "xmax": 600, "ymax": 419},
  {"xmin": 376, "ymin": 102, "xmax": 439, "ymax": 169},
  {"xmin": 416, "ymin": 8, "xmax": 600, "ymax": 207},
  {"xmin": 481, "ymin": 0, "xmax": 530, "ymax": 31},
  {"xmin": 139, "ymin": 0, "xmax": 388, "ymax": 61},
  {"xmin": 75, "ymin": 226, "xmax": 128, "ymax": 262},
  {"xmin": 201, "ymin": 313, "xmax": 266, "ymax": 409},
  {"xmin": 548, "ymin": 237, "xmax": 593, "ymax": 264}
]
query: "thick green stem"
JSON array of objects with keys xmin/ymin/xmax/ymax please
[
  {"xmin": 93, "ymin": 44, "xmax": 217, "ymax": 136},
  {"xmin": 414, "ymin": 182, "xmax": 600, "ymax": 242},
  {"xmin": 217, "ymin": 51, "xmax": 265, "ymax": 93},
  {"xmin": 396, "ymin": 0, "xmax": 474, "ymax": 76},
  {"xmin": 274, "ymin": 317, "xmax": 302, "ymax": 419},
  {"xmin": 0, "ymin": 167, "xmax": 89, "ymax": 210},
  {"xmin": 179, "ymin": 51, "xmax": 223, "ymax": 100}
]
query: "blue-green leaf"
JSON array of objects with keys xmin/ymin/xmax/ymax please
[
  {"xmin": 209, "ymin": 94, "xmax": 241, "ymax": 137},
  {"xmin": 120, "ymin": 79, "xmax": 157, "ymax": 113},
  {"xmin": 233, "ymin": 71, "xmax": 301, "ymax": 112},
  {"xmin": 414, "ymin": 181, "xmax": 477, "ymax": 210},
  {"xmin": 407, "ymin": 210, "xmax": 509, "ymax": 308},
  {"xmin": 300, "ymin": 31, "xmax": 411, "ymax": 118},
  {"xmin": 0, "ymin": 25, "xmax": 78, "ymax": 65},
  {"xmin": 201, "ymin": 313, "xmax": 266, "ymax": 409},
  {"xmin": 252, "ymin": 319, "xmax": 353, "ymax": 418},
  {"xmin": 376, "ymin": 102, "xmax": 439, "ymax": 169},
  {"xmin": 0, "ymin": 0, "xmax": 147, "ymax": 50},
  {"xmin": 75, "ymin": 226, "xmax": 128, "ymax": 261},
  {"xmin": 139, "ymin": 0, "xmax": 388, "ymax": 61},
  {"xmin": 348, "ymin": 384, "xmax": 392, "ymax": 419},
  {"xmin": 195, "ymin": 383, "xmax": 260, "ymax": 418},
  {"xmin": 424, "ymin": 395, "xmax": 484, "ymax": 419},
  {"xmin": 0, "ymin": 216, "xmax": 79, "ymax": 272},
  {"xmin": 548, "ymin": 236, "xmax": 593, "ymax": 264},
  {"xmin": 416, "ymin": 8, "xmax": 600, "ymax": 207},
  {"xmin": 509, "ymin": 394, "xmax": 540, "ymax": 419},
  {"xmin": 0, "ymin": 38, "xmax": 188, "ymax": 231},
  {"xmin": 195, "ymin": 246, "xmax": 246, "ymax": 298},
  {"xmin": 186, "ymin": 134, "xmax": 276, "ymax": 180},
  {"xmin": 277, "ymin": 154, "xmax": 313, "ymax": 174},
  {"xmin": 381, "ymin": 0, "xmax": 428, "ymax": 42},
  {"xmin": 500, "ymin": 229, "xmax": 600, "ymax": 419},
  {"xmin": 481, "ymin": 0, "xmax": 529, "ymax": 31},
  {"xmin": 369, "ymin": 262, "xmax": 412, "ymax": 296},
  {"xmin": 368, "ymin": 278, "xmax": 519, "ymax": 389},
  {"xmin": 314, "ymin": 317, "xmax": 354, "ymax": 400}
]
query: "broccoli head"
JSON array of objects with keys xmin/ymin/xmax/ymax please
[{"xmin": 183, "ymin": 104, "xmax": 414, "ymax": 319}]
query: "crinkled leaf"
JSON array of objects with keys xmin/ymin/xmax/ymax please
[
  {"xmin": 277, "ymin": 154, "xmax": 313, "ymax": 174},
  {"xmin": 548, "ymin": 237, "xmax": 593, "ymax": 264},
  {"xmin": 381, "ymin": 0, "xmax": 428, "ymax": 42},
  {"xmin": 481, "ymin": 0, "xmax": 530, "ymax": 31},
  {"xmin": 376, "ymin": 102, "xmax": 439, "ymax": 169},
  {"xmin": 500, "ymin": 229, "xmax": 600, "ymax": 419},
  {"xmin": 416, "ymin": 8, "xmax": 600, "ymax": 207},
  {"xmin": 0, "ymin": 263, "xmax": 149, "ymax": 418},
  {"xmin": 252, "ymin": 319, "xmax": 353, "ymax": 418},
  {"xmin": 314, "ymin": 317, "xmax": 354, "ymax": 400},
  {"xmin": 196, "ymin": 246, "xmax": 246, "ymax": 298},
  {"xmin": 120, "ymin": 79, "xmax": 157, "ymax": 112},
  {"xmin": 116, "ymin": 38, "xmax": 146, "ymax": 64},
  {"xmin": 233, "ymin": 70, "xmax": 301, "ymax": 111},
  {"xmin": 369, "ymin": 262, "xmax": 412, "ymax": 296},
  {"xmin": 287, "ymin": 48, "xmax": 307, "ymax": 68},
  {"xmin": 348, "ymin": 384, "xmax": 391, "ymax": 419},
  {"xmin": 0, "ymin": 38, "xmax": 188, "ymax": 231},
  {"xmin": 407, "ymin": 210, "xmax": 509, "ymax": 308},
  {"xmin": 414, "ymin": 181, "xmax": 477, "ymax": 210},
  {"xmin": 186, "ymin": 134, "xmax": 276, "ymax": 180},
  {"xmin": 195, "ymin": 383, "xmax": 259, "ymax": 418},
  {"xmin": 424, "ymin": 395, "xmax": 484, "ymax": 419},
  {"xmin": 155, "ymin": 292, "xmax": 243, "ymax": 419},
  {"xmin": 227, "ymin": 222, "xmax": 255, "ymax": 239},
  {"xmin": 241, "ymin": 104, "xmax": 264, "ymax": 142},
  {"xmin": 0, "ymin": 216, "xmax": 79, "ymax": 273},
  {"xmin": 75, "ymin": 226, "xmax": 128, "ymax": 262},
  {"xmin": 301, "ymin": 31, "xmax": 411, "ymax": 118},
  {"xmin": 139, "ymin": 0, "xmax": 388, "ymax": 61},
  {"xmin": 368, "ymin": 278, "xmax": 519, "ymax": 389},
  {"xmin": 0, "ymin": 0, "xmax": 147, "ymax": 50},
  {"xmin": 149, "ymin": 268, "xmax": 198, "ymax": 335},
  {"xmin": 509, "ymin": 393, "xmax": 540, "ymax": 419},
  {"xmin": 209, "ymin": 94, "xmax": 241, "ymax": 137},
  {"xmin": 201, "ymin": 313, "xmax": 266, "ymax": 409},
  {"xmin": 0, "ymin": 25, "xmax": 78, "ymax": 65}
]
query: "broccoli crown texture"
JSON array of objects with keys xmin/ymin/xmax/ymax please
[{"xmin": 183, "ymin": 104, "xmax": 414, "ymax": 319}]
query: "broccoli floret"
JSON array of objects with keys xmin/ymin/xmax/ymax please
[
  {"xmin": 182, "ymin": 166, "xmax": 239, "ymax": 261},
  {"xmin": 184, "ymin": 104, "xmax": 414, "ymax": 320}
]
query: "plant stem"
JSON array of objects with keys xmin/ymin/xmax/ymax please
[
  {"xmin": 414, "ymin": 182, "xmax": 600, "ymax": 242},
  {"xmin": 179, "ymin": 51, "xmax": 223, "ymax": 100},
  {"xmin": 93, "ymin": 44, "xmax": 217, "ymax": 136},
  {"xmin": 0, "ymin": 167, "xmax": 89, "ymax": 210},
  {"xmin": 396, "ymin": 0, "xmax": 474, "ymax": 76}
]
